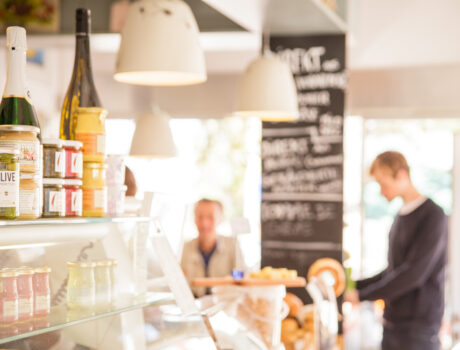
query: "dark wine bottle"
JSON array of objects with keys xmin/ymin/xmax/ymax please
[
  {"xmin": 0, "ymin": 26, "xmax": 41, "ymax": 130},
  {"xmin": 60, "ymin": 8, "xmax": 101, "ymax": 140}
]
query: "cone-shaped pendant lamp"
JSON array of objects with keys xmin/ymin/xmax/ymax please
[
  {"xmin": 235, "ymin": 54, "xmax": 299, "ymax": 121},
  {"xmin": 114, "ymin": 0, "xmax": 206, "ymax": 86}
]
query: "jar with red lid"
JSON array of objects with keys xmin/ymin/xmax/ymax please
[
  {"xmin": 16, "ymin": 267, "xmax": 34, "ymax": 321},
  {"xmin": 64, "ymin": 179, "xmax": 83, "ymax": 217},
  {"xmin": 33, "ymin": 267, "xmax": 51, "ymax": 318},
  {"xmin": 63, "ymin": 140, "xmax": 83, "ymax": 179},
  {"xmin": 0, "ymin": 269, "xmax": 18, "ymax": 324}
]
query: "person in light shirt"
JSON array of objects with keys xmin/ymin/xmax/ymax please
[
  {"xmin": 181, "ymin": 198, "xmax": 240, "ymax": 297},
  {"xmin": 345, "ymin": 151, "xmax": 448, "ymax": 350}
]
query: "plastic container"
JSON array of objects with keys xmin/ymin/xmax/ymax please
[
  {"xmin": 74, "ymin": 107, "xmax": 107, "ymax": 163},
  {"xmin": 213, "ymin": 285, "xmax": 287, "ymax": 348},
  {"xmin": 106, "ymin": 155, "xmax": 125, "ymax": 186},
  {"xmin": 0, "ymin": 269, "xmax": 19, "ymax": 324},
  {"xmin": 0, "ymin": 125, "xmax": 41, "ymax": 173},
  {"xmin": 18, "ymin": 173, "xmax": 42, "ymax": 219},
  {"xmin": 42, "ymin": 178, "xmax": 65, "ymax": 217},
  {"xmin": 94, "ymin": 260, "xmax": 112, "ymax": 310},
  {"xmin": 33, "ymin": 267, "xmax": 51, "ymax": 318},
  {"xmin": 42, "ymin": 139, "xmax": 66, "ymax": 178},
  {"xmin": 0, "ymin": 146, "xmax": 19, "ymax": 219},
  {"xmin": 63, "ymin": 140, "xmax": 83, "ymax": 179},
  {"xmin": 64, "ymin": 179, "xmax": 82, "ymax": 217},
  {"xmin": 67, "ymin": 261, "xmax": 96, "ymax": 309},
  {"xmin": 107, "ymin": 185, "xmax": 127, "ymax": 217},
  {"xmin": 16, "ymin": 267, "xmax": 34, "ymax": 321},
  {"xmin": 82, "ymin": 162, "xmax": 107, "ymax": 217}
]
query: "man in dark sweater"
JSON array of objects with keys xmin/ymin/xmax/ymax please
[{"xmin": 345, "ymin": 151, "xmax": 448, "ymax": 350}]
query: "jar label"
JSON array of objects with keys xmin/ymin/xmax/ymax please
[
  {"xmin": 97, "ymin": 135, "xmax": 106, "ymax": 155},
  {"xmin": 2, "ymin": 300, "xmax": 18, "ymax": 319},
  {"xmin": 49, "ymin": 190, "xmax": 65, "ymax": 215},
  {"xmin": 55, "ymin": 151, "xmax": 65, "ymax": 175},
  {"xmin": 94, "ymin": 189, "xmax": 107, "ymax": 210},
  {"xmin": 18, "ymin": 297, "xmax": 33, "ymax": 316},
  {"xmin": 0, "ymin": 140, "xmax": 40, "ymax": 172},
  {"xmin": 19, "ymin": 188, "xmax": 39, "ymax": 216},
  {"xmin": 71, "ymin": 152, "xmax": 83, "ymax": 178},
  {"xmin": 0, "ymin": 170, "xmax": 19, "ymax": 208},
  {"xmin": 83, "ymin": 188, "xmax": 107, "ymax": 212},
  {"xmin": 75, "ymin": 133, "xmax": 106, "ymax": 157},
  {"xmin": 71, "ymin": 190, "xmax": 83, "ymax": 216},
  {"xmin": 35, "ymin": 294, "xmax": 50, "ymax": 313}
]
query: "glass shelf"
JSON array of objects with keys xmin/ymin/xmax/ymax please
[
  {"xmin": 0, "ymin": 292, "xmax": 174, "ymax": 345},
  {"xmin": 0, "ymin": 216, "xmax": 150, "ymax": 227}
]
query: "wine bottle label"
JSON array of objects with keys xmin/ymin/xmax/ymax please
[
  {"xmin": 0, "ymin": 170, "xmax": 19, "ymax": 208},
  {"xmin": 71, "ymin": 190, "xmax": 83, "ymax": 215},
  {"xmin": 0, "ymin": 140, "xmax": 40, "ymax": 173},
  {"xmin": 55, "ymin": 150, "xmax": 65, "ymax": 175}
]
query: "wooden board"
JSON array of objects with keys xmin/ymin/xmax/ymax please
[{"xmin": 192, "ymin": 276, "xmax": 306, "ymax": 288}]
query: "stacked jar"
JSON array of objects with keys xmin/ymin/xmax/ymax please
[
  {"xmin": 74, "ymin": 107, "xmax": 108, "ymax": 217},
  {"xmin": 0, "ymin": 267, "xmax": 51, "ymax": 326},
  {"xmin": 66, "ymin": 259, "xmax": 116, "ymax": 312},
  {"xmin": 0, "ymin": 126, "xmax": 42, "ymax": 219},
  {"xmin": 42, "ymin": 139, "xmax": 66, "ymax": 217},
  {"xmin": 107, "ymin": 155, "xmax": 126, "ymax": 217},
  {"xmin": 63, "ymin": 141, "xmax": 83, "ymax": 217}
]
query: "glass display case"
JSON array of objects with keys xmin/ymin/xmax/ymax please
[{"xmin": 0, "ymin": 217, "xmax": 217, "ymax": 350}]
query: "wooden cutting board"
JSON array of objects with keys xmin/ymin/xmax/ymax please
[{"xmin": 192, "ymin": 276, "xmax": 306, "ymax": 288}]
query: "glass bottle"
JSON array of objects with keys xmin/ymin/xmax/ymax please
[
  {"xmin": 0, "ymin": 27, "xmax": 41, "ymax": 131},
  {"xmin": 60, "ymin": 8, "xmax": 102, "ymax": 140}
]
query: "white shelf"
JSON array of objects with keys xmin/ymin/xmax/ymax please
[{"xmin": 0, "ymin": 216, "xmax": 150, "ymax": 227}]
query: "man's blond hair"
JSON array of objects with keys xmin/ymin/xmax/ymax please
[
  {"xmin": 370, "ymin": 151, "xmax": 410, "ymax": 178},
  {"xmin": 194, "ymin": 198, "xmax": 223, "ymax": 214}
]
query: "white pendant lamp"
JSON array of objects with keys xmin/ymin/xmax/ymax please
[
  {"xmin": 130, "ymin": 108, "xmax": 177, "ymax": 158},
  {"xmin": 235, "ymin": 54, "xmax": 299, "ymax": 122},
  {"xmin": 114, "ymin": 0, "xmax": 206, "ymax": 86}
]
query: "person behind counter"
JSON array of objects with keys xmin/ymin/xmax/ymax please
[
  {"xmin": 345, "ymin": 151, "xmax": 448, "ymax": 350},
  {"xmin": 181, "ymin": 198, "xmax": 240, "ymax": 297}
]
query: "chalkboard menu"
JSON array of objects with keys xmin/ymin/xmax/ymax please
[{"xmin": 261, "ymin": 35, "xmax": 346, "ymax": 303}]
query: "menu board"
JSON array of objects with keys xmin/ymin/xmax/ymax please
[{"xmin": 261, "ymin": 35, "xmax": 346, "ymax": 303}]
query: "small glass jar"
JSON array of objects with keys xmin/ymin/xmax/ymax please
[
  {"xmin": 94, "ymin": 260, "xmax": 112, "ymax": 311},
  {"xmin": 67, "ymin": 261, "xmax": 96, "ymax": 309},
  {"xmin": 82, "ymin": 162, "xmax": 107, "ymax": 217},
  {"xmin": 0, "ymin": 269, "xmax": 19, "ymax": 324},
  {"xmin": 33, "ymin": 267, "xmax": 51, "ymax": 318},
  {"xmin": 16, "ymin": 267, "xmax": 34, "ymax": 321},
  {"xmin": 63, "ymin": 140, "xmax": 83, "ymax": 179},
  {"xmin": 64, "ymin": 179, "xmax": 82, "ymax": 217},
  {"xmin": 0, "ymin": 147, "xmax": 19, "ymax": 219},
  {"xmin": 18, "ymin": 173, "xmax": 42, "ymax": 220},
  {"xmin": 42, "ymin": 139, "xmax": 66, "ymax": 179},
  {"xmin": 0, "ymin": 125, "xmax": 41, "ymax": 173},
  {"xmin": 42, "ymin": 178, "xmax": 65, "ymax": 217},
  {"xmin": 108, "ymin": 259, "xmax": 118, "ymax": 301},
  {"xmin": 74, "ymin": 107, "xmax": 107, "ymax": 163}
]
